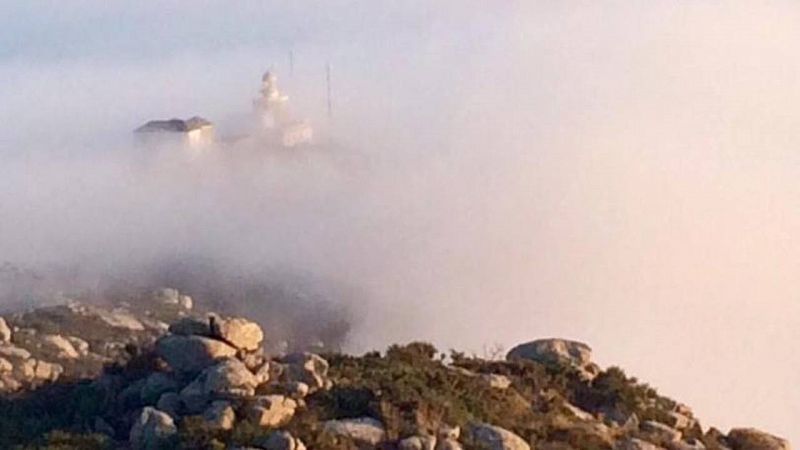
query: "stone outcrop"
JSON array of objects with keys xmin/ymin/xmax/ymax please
[
  {"xmin": 280, "ymin": 352, "xmax": 331, "ymax": 392},
  {"xmin": 156, "ymin": 335, "xmax": 237, "ymax": 373},
  {"xmin": 210, "ymin": 316, "xmax": 264, "ymax": 351},
  {"xmin": 506, "ymin": 338, "xmax": 596, "ymax": 378}
]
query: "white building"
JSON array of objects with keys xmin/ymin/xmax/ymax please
[{"xmin": 134, "ymin": 116, "xmax": 214, "ymax": 149}]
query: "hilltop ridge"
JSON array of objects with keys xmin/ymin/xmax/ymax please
[{"xmin": 0, "ymin": 289, "xmax": 790, "ymax": 450}]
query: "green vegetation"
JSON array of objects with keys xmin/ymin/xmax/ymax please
[{"xmin": 0, "ymin": 342, "xmax": 691, "ymax": 450}]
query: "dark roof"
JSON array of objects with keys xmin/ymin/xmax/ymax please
[{"xmin": 135, "ymin": 117, "xmax": 212, "ymax": 133}]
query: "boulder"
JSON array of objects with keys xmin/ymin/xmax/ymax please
[
  {"xmin": 129, "ymin": 407, "xmax": 178, "ymax": 450},
  {"xmin": 97, "ymin": 308, "xmax": 145, "ymax": 331},
  {"xmin": 0, "ymin": 343, "xmax": 31, "ymax": 360},
  {"xmin": 727, "ymin": 428, "xmax": 791, "ymax": 450},
  {"xmin": 40, "ymin": 334, "xmax": 81, "ymax": 359},
  {"xmin": 323, "ymin": 417, "xmax": 386, "ymax": 446},
  {"xmin": 66, "ymin": 336, "xmax": 90, "ymax": 356},
  {"xmin": 258, "ymin": 431, "xmax": 307, "ymax": 450},
  {"xmin": 210, "ymin": 316, "xmax": 264, "ymax": 351},
  {"xmin": 156, "ymin": 335, "xmax": 237, "ymax": 372},
  {"xmin": 0, "ymin": 317, "xmax": 11, "ymax": 342},
  {"xmin": 17, "ymin": 358, "xmax": 63, "ymax": 382},
  {"xmin": 202, "ymin": 400, "xmax": 236, "ymax": 431},
  {"xmin": 200, "ymin": 358, "xmax": 259, "ymax": 397},
  {"xmin": 248, "ymin": 395, "xmax": 298, "ymax": 428},
  {"xmin": 506, "ymin": 339, "xmax": 592, "ymax": 369},
  {"xmin": 281, "ymin": 352, "xmax": 330, "ymax": 391},
  {"xmin": 469, "ymin": 423, "xmax": 530, "ymax": 450}
]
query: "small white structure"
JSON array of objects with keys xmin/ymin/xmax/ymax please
[
  {"xmin": 252, "ymin": 71, "xmax": 312, "ymax": 147},
  {"xmin": 134, "ymin": 116, "xmax": 215, "ymax": 149},
  {"xmin": 253, "ymin": 71, "xmax": 289, "ymax": 129}
]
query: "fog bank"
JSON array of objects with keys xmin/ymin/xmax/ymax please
[{"xmin": 0, "ymin": 1, "xmax": 797, "ymax": 443}]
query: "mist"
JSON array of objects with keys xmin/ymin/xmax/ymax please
[{"xmin": 1, "ymin": 0, "xmax": 798, "ymax": 444}]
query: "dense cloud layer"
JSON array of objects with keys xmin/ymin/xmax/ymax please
[{"xmin": 0, "ymin": 1, "xmax": 798, "ymax": 444}]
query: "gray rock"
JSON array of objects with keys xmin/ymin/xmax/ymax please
[
  {"xmin": 200, "ymin": 358, "xmax": 259, "ymax": 398},
  {"xmin": 323, "ymin": 417, "xmax": 386, "ymax": 446},
  {"xmin": 727, "ymin": 428, "xmax": 791, "ymax": 450},
  {"xmin": 202, "ymin": 400, "xmax": 236, "ymax": 431},
  {"xmin": 469, "ymin": 423, "xmax": 530, "ymax": 450},
  {"xmin": 507, "ymin": 339, "xmax": 592, "ymax": 368},
  {"xmin": 248, "ymin": 395, "xmax": 298, "ymax": 428},
  {"xmin": 281, "ymin": 352, "xmax": 330, "ymax": 391},
  {"xmin": 156, "ymin": 335, "xmax": 237, "ymax": 372},
  {"xmin": 129, "ymin": 407, "xmax": 178, "ymax": 450}
]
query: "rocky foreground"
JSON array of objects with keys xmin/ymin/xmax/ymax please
[{"xmin": 0, "ymin": 289, "xmax": 790, "ymax": 450}]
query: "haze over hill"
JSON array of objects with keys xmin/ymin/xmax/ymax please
[{"xmin": 0, "ymin": 1, "xmax": 797, "ymax": 445}]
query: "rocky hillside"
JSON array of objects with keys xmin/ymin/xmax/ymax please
[{"xmin": 0, "ymin": 290, "xmax": 790, "ymax": 450}]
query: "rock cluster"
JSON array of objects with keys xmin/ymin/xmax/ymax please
[
  {"xmin": 0, "ymin": 293, "xmax": 791, "ymax": 450},
  {"xmin": 0, "ymin": 287, "xmax": 196, "ymax": 392},
  {"xmin": 98, "ymin": 315, "xmax": 332, "ymax": 449},
  {"xmin": 506, "ymin": 338, "xmax": 600, "ymax": 379}
]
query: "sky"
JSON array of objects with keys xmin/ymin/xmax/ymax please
[{"xmin": 0, "ymin": 0, "xmax": 798, "ymax": 444}]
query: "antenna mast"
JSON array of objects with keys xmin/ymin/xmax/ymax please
[{"xmin": 326, "ymin": 62, "xmax": 332, "ymax": 119}]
